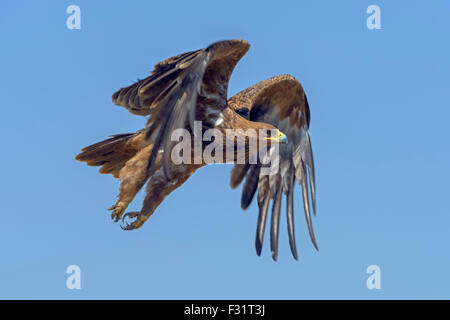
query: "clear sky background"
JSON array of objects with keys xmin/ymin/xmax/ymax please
[{"xmin": 1, "ymin": 0, "xmax": 449, "ymax": 299}]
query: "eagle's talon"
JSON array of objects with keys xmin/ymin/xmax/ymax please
[
  {"xmin": 120, "ymin": 211, "xmax": 142, "ymax": 230},
  {"xmin": 109, "ymin": 201, "xmax": 128, "ymax": 223},
  {"xmin": 121, "ymin": 211, "xmax": 139, "ymax": 222},
  {"xmin": 120, "ymin": 211, "xmax": 147, "ymax": 230},
  {"xmin": 120, "ymin": 223, "xmax": 136, "ymax": 231}
]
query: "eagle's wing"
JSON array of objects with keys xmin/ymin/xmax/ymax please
[
  {"xmin": 112, "ymin": 39, "xmax": 250, "ymax": 179},
  {"xmin": 228, "ymin": 74, "xmax": 316, "ymax": 261}
]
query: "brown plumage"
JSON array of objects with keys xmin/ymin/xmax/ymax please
[
  {"xmin": 75, "ymin": 39, "xmax": 317, "ymax": 260},
  {"xmin": 228, "ymin": 74, "xmax": 317, "ymax": 260}
]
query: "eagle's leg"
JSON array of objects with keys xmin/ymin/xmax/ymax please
[
  {"xmin": 121, "ymin": 167, "xmax": 194, "ymax": 230},
  {"xmin": 109, "ymin": 145, "xmax": 152, "ymax": 222}
]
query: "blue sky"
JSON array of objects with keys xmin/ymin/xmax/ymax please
[{"xmin": 1, "ymin": 0, "xmax": 449, "ymax": 299}]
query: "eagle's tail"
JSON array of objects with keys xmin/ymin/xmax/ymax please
[{"xmin": 75, "ymin": 130, "xmax": 146, "ymax": 178}]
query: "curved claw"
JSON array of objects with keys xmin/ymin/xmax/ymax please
[
  {"xmin": 120, "ymin": 211, "xmax": 142, "ymax": 230},
  {"xmin": 108, "ymin": 202, "xmax": 128, "ymax": 223}
]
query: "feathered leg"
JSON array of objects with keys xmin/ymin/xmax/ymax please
[
  {"xmin": 120, "ymin": 166, "xmax": 196, "ymax": 230},
  {"xmin": 109, "ymin": 145, "xmax": 152, "ymax": 222}
]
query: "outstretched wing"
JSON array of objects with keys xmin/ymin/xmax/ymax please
[
  {"xmin": 112, "ymin": 39, "xmax": 250, "ymax": 179},
  {"xmin": 228, "ymin": 74, "xmax": 317, "ymax": 261}
]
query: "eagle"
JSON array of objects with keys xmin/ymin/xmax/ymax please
[{"xmin": 76, "ymin": 39, "xmax": 317, "ymax": 261}]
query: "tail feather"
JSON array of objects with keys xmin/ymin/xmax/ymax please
[{"xmin": 76, "ymin": 131, "xmax": 145, "ymax": 178}]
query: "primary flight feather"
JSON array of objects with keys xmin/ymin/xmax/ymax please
[{"xmin": 76, "ymin": 39, "xmax": 317, "ymax": 260}]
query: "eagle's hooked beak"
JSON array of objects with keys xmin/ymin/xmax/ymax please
[
  {"xmin": 278, "ymin": 131, "xmax": 288, "ymax": 144},
  {"xmin": 266, "ymin": 131, "xmax": 288, "ymax": 144}
]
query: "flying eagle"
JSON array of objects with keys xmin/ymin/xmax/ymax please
[{"xmin": 76, "ymin": 39, "xmax": 317, "ymax": 260}]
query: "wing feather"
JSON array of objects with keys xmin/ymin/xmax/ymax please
[
  {"xmin": 112, "ymin": 40, "xmax": 250, "ymax": 179},
  {"xmin": 300, "ymin": 159, "xmax": 318, "ymax": 250},
  {"xmin": 255, "ymin": 175, "xmax": 270, "ymax": 256},
  {"xmin": 240, "ymin": 165, "xmax": 260, "ymax": 210},
  {"xmin": 229, "ymin": 74, "xmax": 317, "ymax": 259},
  {"xmin": 286, "ymin": 171, "xmax": 298, "ymax": 260},
  {"xmin": 270, "ymin": 180, "xmax": 282, "ymax": 261},
  {"xmin": 230, "ymin": 163, "xmax": 251, "ymax": 189}
]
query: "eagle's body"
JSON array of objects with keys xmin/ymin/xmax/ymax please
[{"xmin": 76, "ymin": 40, "xmax": 317, "ymax": 260}]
